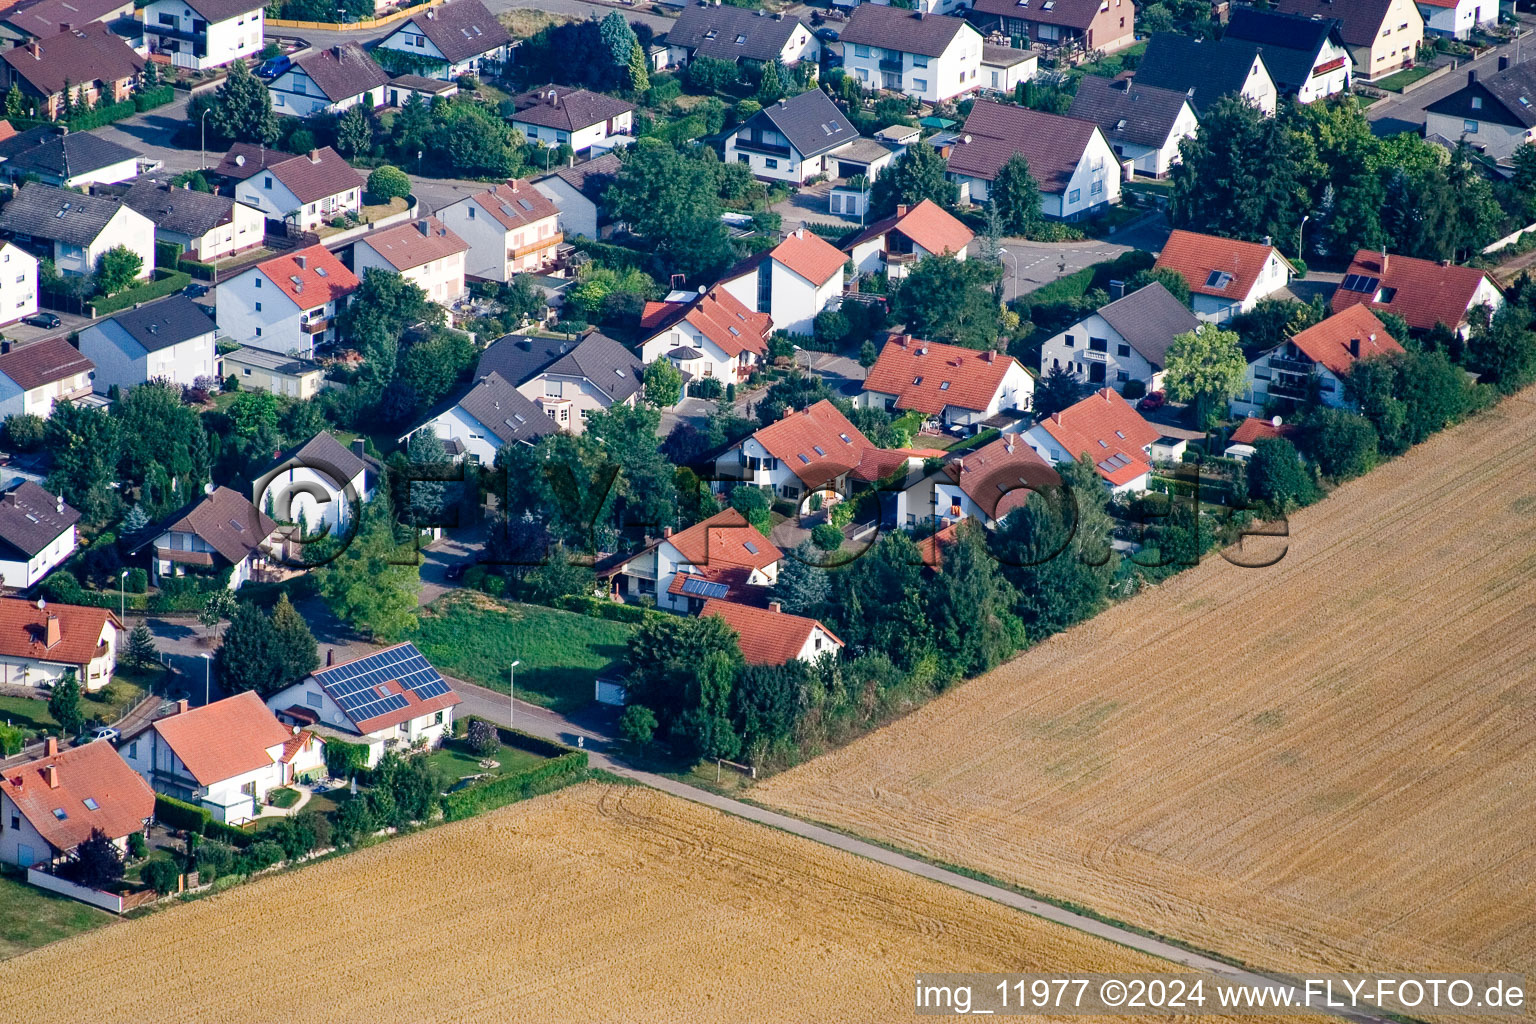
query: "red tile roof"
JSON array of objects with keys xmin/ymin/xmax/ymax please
[
  {"xmin": 862, "ymin": 335, "xmax": 1021, "ymax": 415},
  {"xmin": 1286, "ymin": 305, "xmax": 1403, "ymax": 376},
  {"xmin": 1038, "ymin": 388, "xmax": 1161, "ymax": 486},
  {"xmin": 279, "ymin": 730, "xmax": 322, "ymax": 764},
  {"xmin": 770, "ymin": 228, "xmax": 846, "ymax": 286},
  {"xmin": 0, "ymin": 120, "xmax": 16, "ymax": 142},
  {"xmin": 642, "ymin": 286, "xmax": 772, "ymax": 359},
  {"xmin": 914, "ymin": 521, "xmax": 960, "ymax": 572},
  {"xmin": 468, "ymin": 179, "xmax": 559, "ymax": 231},
  {"xmin": 665, "ymin": 508, "xmax": 781, "ymax": 573},
  {"xmin": 948, "ymin": 99, "xmax": 1102, "ymax": 192},
  {"xmin": 256, "ymin": 245, "xmax": 359, "ymax": 309},
  {"xmin": 1229, "ymin": 417, "xmax": 1299, "ymax": 445},
  {"xmin": 700, "ymin": 598, "xmax": 842, "ymax": 666},
  {"xmin": 848, "ymin": 446, "xmax": 941, "ymax": 483},
  {"xmin": 945, "ymin": 433, "xmax": 1060, "ymax": 521},
  {"xmin": 356, "ymin": 216, "xmax": 468, "ymax": 271},
  {"xmin": 751, "ymin": 399, "xmax": 877, "ymax": 489},
  {"xmin": 1, "ymin": 741, "xmax": 154, "ymax": 853},
  {"xmin": 0, "ymin": 597, "xmax": 118, "ymax": 667},
  {"xmin": 839, "ymin": 199, "xmax": 975, "ymax": 259},
  {"xmin": 1330, "ymin": 249, "xmax": 1498, "ymax": 331},
  {"xmin": 151, "ymin": 692, "xmax": 293, "ymax": 787},
  {"xmin": 1155, "ymin": 229, "xmax": 1291, "ymax": 301}
]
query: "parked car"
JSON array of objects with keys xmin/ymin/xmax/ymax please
[
  {"xmin": 22, "ymin": 312, "xmax": 61, "ymax": 329},
  {"xmin": 816, "ymin": 27, "xmax": 840, "ymax": 41},
  {"xmin": 89, "ymin": 726, "xmax": 120, "ymax": 743},
  {"xmin": 256, "ymin": 55, "xmax": 291, "ymax": 79},
  {"xmin": 1138, "ymin": 390, "xmax": 1166, "ymax": 412},
  {"xmin": 444, "ymin": 562, "xmax": 468, "ymax": 581},
  {"xmin": 183, "ymin": 283, "xmax": 210, "ymax": 299}
]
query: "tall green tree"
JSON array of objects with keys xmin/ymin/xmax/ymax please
[
  {"xmin": 338, "ymin": 269, "xmax": 442, "ymax": 389},
  {"xmin": 269, "ymin": 593, "xmax": 319, "ymax": 689},
  {"xmin": 1466, "ymin": 302, "xmax": 1536, "ymax": 394},
  {"xmin": 889, "ymin": 253, "xmax": 1003, "ymax": 349},
  {"xmin": 44, "ymin": 403, "xmax": 120, "ymax": 523},
  {"xmin": 924, "ymin": 520, "xmax": 1021, "ymax": 676},
  {"xmin": 869, "ymin": 140, "xmax": 958, "ymax": 217},
  {"xmin": 94, "ymin": 247, "xmax": 143, "ymax": 295},
  {"xmin": 125, "ymin": 624, "xmax": 157, "ymax": 669},
  {"xmin": 624, "ymin": 614, "xmax": 743, "ymax": 759},
  {"xmin": 828, "ymin": 532, "xmax": 935, "ymax": 669},
  {"xmin": 218, "ymin": 601, "xmax": 281, "ymax": 697},
  {"xmin": 207, "ymin": 60, "xmax": 279, "ymax": 145},
  {"xmin": 989, "ymin": 154, "xmax": 1041, "ymax": 236},
  {"xmin": 314, "ymin": 501, "xmax": 420, "ymax": 641},
  {"xmin": 1246, "ymin": 436, "xmax": 1315, "ymax": 512},
  {"xmin": 627, "ymin": 41, "xmax": 650, "ymax": 95},
  {"xmin": 771, "ymin": 541, "xmax": 830, "ymax": 617},
  {"xmin": 334, "ymin": 105, "xmax": 374, "ymax": 159},
  {"xmin": 114, "ymin": 379, "xmax": 209, "ymax": 495},
  {"xmin": 605, "ymin": 141, "xmax": 734, "ymax": 282},
  {"xmin": 48, "ymin": 671, "xmax": 84, "ymax": 738},
  {"xmin": 756, "ymin": 59, "xmax": 785, "ymax": 104},
  {"xmin": 1162, "ymin": 322, "xmax": 1246, "ymax": 428},
  {"xmin": 599, "ymin": 11, "xmax": 639, "ymax": 85},
  {"xmin": 642, "ymin": 359, "xmax": 683, "ymax": 407},
  {"xmin": 1301, "ymin": 407, "xmax": 1378, "ymax": 479},
  {"xmin": 1032, "ymin": 365, "xmax": 1086, "ymax": 419}
]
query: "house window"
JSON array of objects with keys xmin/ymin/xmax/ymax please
[
  {"xmin": 1063, "ymin": 334, "xmax": 1075, "ymax": 348},
  {"xmin": 306, "ymin": 691, "xmax": 322, "ymax": 707},
  {"xmin": 854, "ymin": 44, "xmax": 870, "ymax": 58},
  {"xmin": 127, "ymin": 740, "xmax": 137, "ymax": 759},
  {"xmin": 254, "ymin": 301, "xmax": 261, "ymax": 312},
  {"xmin": 765, "ymin": 157, "xmax": 779, "ymax": 169},
  {"xmin": 1464, "ymin": 119, "xmax": 1479, "ymax": 133},
  {"xmin": 1069, "ymin": 188, "xmax": 1081, "ymax": 203},
  {"xmin": 913, "ymin": 55, "xmax": 928, "ymax": 68},
  {"xmin": 1471, "ymin": 97, "xmax": 1482, "ymax": 110},
  {"xmin": 255, "ymin": 327, "xmax": 262, "ymax": 337},
  {"xmin": 263, "ymin": 175, "xmax": 273, "ymax": 189},
  {"xmin": 1116, "ymin": 343, "xmax": 1130, "ymax": 357},
  {"xmin": 1089, "ymin": 337, "xmax": 1107, "ymax": 353},
  {"xmin": 913, "ymin": 78, "xmax": 928, "ymax": 92},
  {"xmin": 1090, "ymin": 179, "xmax": 1103, "ymax": 196},
  {"xmin": 9, "ymin": 814, "xmax": 17, "ymax": 830},
  {"xmin": 434, "ymin": 711, "xmax": 444, "ymax": 725},
  {"xmin": 1116, "ymin": 370, "xmax": 1130, "ymax": 382}
]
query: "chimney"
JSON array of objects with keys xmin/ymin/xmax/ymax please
[
  {"xmin": 45, "ymin": 765, "xmax": 58, "ymax": 789},
  {"xmin": 326, "ymin": 648, "xmax": 335, "ymax": 666},
  {"xmin": 352, "ymin": 437, "xmax": 366, "ymax": 457},
  {"xmin": 44, "ymin": 614, "xmax": 60, "ymax": 649},
  {"xmin": 1468, "ymin": 69, "xmax": 1477, "ymax": 86},
  {"xmin": 1441, "ymin": 258, "xmax": 1453, "ymax": 267},
  {"xmin": 24, "ymin": 42, "xmax": 38, "ymax": 58},
  {"xmin": 309, "ymin": 149, "xmax": 322, "ymax": 164},
  {"xmin": 1262, "ymin": 235, "xmax": 1272, "ymax": 248},
  {"xmin": 895, "ymin": 204, "xmax": 908, "ymax": 217},
  {"xmin": 983, "ymin": 350, "xmax": 995, "ymax": 362},
  {"xmin": 332, "ymin": 44, "xmax": 344, "ymax": 61},
  {"xmin": 1108, "ymin": 279, "xmax": 1126, "ymax": 299},
  {"xmin": 0, "ymin": 341, "xmax": 8, "ymax": 355},
  {"xmin": 1499, "ymin": 55, "xmax": 1510, "ymax": 72},
  {"xmin": 768, "ymin": 601, "xmax": 782, "ymax": 613},
  {"xmin": 662, "ymin": 526, "xmax": 673, "ymax": 538},
  {"xmin": 957, "ymin": 457, "xmax": 966, "ymax": 473},
  {"xmin": 417, "ymin": 219, "xmax": 430, "ymax": 236},
  {"xmin": 56, "ymin": 492, "xmax": 62, "ymax": 514},
  {"xmin": 778, "ymin": 97, "xmax": 787, "ymax": 107},
  {"xmin": 294, "ymin": 254, "xmax": 306, "ymax": 270},
  {"xmin": 57, "ymin": 21, "xmax": 70, "ymax": 32},
  {"xmin": 44, "ymin": 736, "xmax": 57, "ymax": 757},
  {"xmin": 794, "ymin": 227, "xmax": 804, "ymax": 239},
  {"xmin": 1348, "ymin": 337, "xmax": 1360, "ymax": 357},
  {"xmin": 176, "ymin": 699, "xmax": 189, "ymax": 715}
]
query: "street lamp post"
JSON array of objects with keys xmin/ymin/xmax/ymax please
[
  {"xmin": 1298, "ymin": 215, "xmax": 1310, "ymax": 262},
  {"xmin": 119, "ymin": 569, "xmax": 128, "ymax": 620},
  {"xmin": 200, "ymin": 107, "xmax": 211, "ymax": 171},
  {"xmin": 200, "ymin": 651, "xmax": 212, "ymax": 706},
  {"xmin": 998, "ymin": 247, "xmax": 1020, "ymax": 303},
  {"xmin": 509, "ymin": 660, "xmax": 521, "ymax": 729}
]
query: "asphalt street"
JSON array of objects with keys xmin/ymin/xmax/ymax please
[{"xmin": 1367, "ymin": 25, "xmax": 1536, "ymax": 135}]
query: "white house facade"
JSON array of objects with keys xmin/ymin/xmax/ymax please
[
  {"xmin": 78, "ymin": 295, "xmax": 218, "ymax": 393},
  {"xmin": 840, "ymin": 8, "xmax": 983, "ymax": 104},
  {"xmin": 215, "ymin": 245, "xmax": 359, "ymax": 358},
  {"xmin": 143, "ymin": 0, "xmax": 265, "ymax": 71},
  {"xmin": 0, "ymin": 243, "xmax": 37, "ymax": 326},
  {"xmin": 352, "ymin": 217, "xmax": 469, "ymax": 306},
  {"xmin": 1417, "ymin": 0, "xmax": 1498, "ymax": 38},
  {"xmin": 717, "ymin": 228, "xmax": 846, "ymax": 336},
  {"xmin": 254, "ymin": 432, "xmax": 373, "ymax": 540},
  {"xmin": 0, "ymin": 598, "xmax": 118, "ymax": 692}
]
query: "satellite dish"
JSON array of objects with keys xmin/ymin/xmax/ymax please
[
  {"xmin": 1271, "ymin": 415, "xmax": 1282, "ymax": 428},
  {"xmin": 36, "ymin": 598, "xmax": 45, "ymax": 610}
]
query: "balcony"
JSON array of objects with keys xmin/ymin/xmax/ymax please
[
  {"xmin": 146, "ymin": 23, "xmax": 204, "ymax": 43},
  {"xmin": 879, "ymin": 58, "xmax": 904, "ymax": 72},
  {"xmin": 732, "ymin": 136, "xmax": 792, "ymax": 158},
  {"xmin": 510, "ymin": 232, "xmax": 561, "ymax": 261},
  {"xmin": 1082, "ymin": 349, "xmax": 1107, "ymax": 361},
  {"xmin": 300, "ymin": 317, "xmax": 331, "ymax": 335},
  {"xmin": 885, "ymin": 251, "xmax": 918, "ymax": 265},
  {"xmin": 1268, "ymin": 355, "xmax": 1314, "ymax": 375},
  {"xmin": 1268, "ymin": 379, "xmax": 1309, "ymax": 400}
]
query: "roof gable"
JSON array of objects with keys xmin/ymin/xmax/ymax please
[
  {"xmin": 454, "ymin": 371, "xmax": 555, "ymax": 446},
  {"xmin": 0, "ymin": 741, "xmax": 154, "ymax": 852},
  {"xmin": 390, "ymin": 0, "xmax": 510, "ymax": 64},
  {"xmin": 357, "ymin": 216, "xmax": 468, "ymax": 272},
  {"xmin": 946, "ymin": 433, "xmax": 1059, "ymax": 520},
  {"xmin": 263, "ymin": 147, "xmax": 365, "ymax": 205},
  {"xmin": 1286, "ymin": 305, "xmax": 1403, "ymax": 376},
  {"xmin": 841, "ymin": 5, "xmax": 977, "ymax": 57},
  {"xmin": 0, "ymin": 24, "xmax": 143, "ymax": 97},
  {"xmin": 0, "ymin": 335, "xmax": 92, "ymax": 392},
  {"xmin": 511, "ymin": 85, "xmax": 634, "ymax": 133},
  {"xmin": 152, "ymin": 692, "xmax": 291, "ymax": 786},
  {"xmin": 1133, "ymin": 33, "xmax": 1271, "ymax": 114},
  {"xmin": 0, "ymin": 481, "xmax": 78, "ymax": 559},
  {"xmin": 667, "ymin": 3, "xmax": 810, "ymax": 63},
  {"xmin": 253, "ymin": 244, "xmax": 359, "ymax": 309},
  {"xmin": 1154, "ymin": 229, "xmax": 1291, "ymax": 301},
  {"xmin": 700, "ymin": 598, "xmax": 841, "ymax": 665},
  {"xmin": 863, "ymin": 335, "xmax": 1020, "ymax": 415},
  {"xmin": 971, "ymin": 0, "xmax": 1105, "ymax": 29},
  {"xmin": 749, "ymin": 89, "xmax": 858, "ymax": 159},
  {"xmin": 665, "ymin": 507, "xmax": 781, "ymax": 572},
  {"xmin": 0, "ymin": 595, "xmax": 113, "ymax": 666},
  {"xmin": 948, "ymin": 99, "xmax": 1102, "ymax": 192},
  {"xmin": 1038, "ymin": 388, "xmax": 1161, "ymax": 486},
  {"xmin": 750, "ymin": 399, "xmax": 876, "ymax": 488},
  {"xmin": 770, "ymin": 228, "xmax": 846, "ymax": 286},
  {"xmin": 1091, "ymin": 282, "xmax": 1201, "ymax": 369},
  {"xmin": 1330, "ymin": 249, "xmax": 1497, "ymax": 331},
  {"xmin": 164, "ymin": 486, "xmax": 276, "ymax": 565},
  {"xmin": 464, "ymin": 179, "xmax": 559, "ymax": 231},
  {"xmin": 1068, "ymin": 74, "xmax": 1195, "ymax": 150},
  {"xmin": 0, "ymin": 180, "xmax": 132, "ymax": 246},
  {"xmin": 307, "ymin": 641, "xmax": 461, "ymax": 734},
  {"xmin": 1273, "ymin": 0, "xmax": 1405, "ymax": 47},
  {"xmin": 289, "ymin": 43, "xmax": 389, "ymax": 102}
]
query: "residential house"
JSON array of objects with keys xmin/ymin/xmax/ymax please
[
  {"xmin": 266, "ymin": 642, "xmax": 461, "ymax": 768},
  {"xmin": 1222, "ymin": 6, "xmax": 1352, "ymax": 101},
  {"xmin": 840, "ymin": 199, "xmax": 973, "ymax": 280},
  {"xmin": 510, "ymin": 86, "xmax": 634, "ymax": 154},
  {"xmin": 0, "ymin": 0, "xmax": 134, "ymax": 47},
  {"xmin": 1233, "ymin": 304, "xmax": 1405, "ymax": 417},
  {"xmin": 930, "ymin": 432, "xmax": 1060, "ymax": 528},
  {"xmin": 1039, "ymin": 281, "xmax": 1201, "ymax": 393},
  {"xmin": 211, "ymin": 142, "xmax": 285, "ymax": 188},
  {"xmin": 477, "ymin": 331, "xmax": 643, "ymax": 434},
  {"xmin": 233, "ymin": 147, "xmax": 364, "ymax": 235},
  {"xmin": 435, "ymin": 179, "xmax": 561, "ymax": 281},
  {"xmin": 0, "ymin": 128, "xmax": 140, "ymax": 188},
  {"xmin": 1425, "ymin": 61, "xmax": 1536, "ymax": 161},
  {"xmin": 532, "ymin": 152, "xmax": 621, "ymax": 240},
  {"xmin": 0, "ymin": 336, "xmax": 93, "ymax": 420},
  {"xmin": 385, "ymin": 73, "xmax": 457, "ymax": 107},
  {"xmin": 724, "ymin": 88, "xmax": 861, "ymax": 185},
  {"xmin": 142, "ymin": 0, "xmax": 265, "ymax": 71},
  {"xmin": 1224, "ymin": 415, "xmax": 1299, "ymax": 460},
  {"xmin": 0, "ymin": 597, "xmax": 119, "ymax": 692},
  {"xmin": 0, "ymin": 738, "xmax": 153, "ymax": 869},
  {"xmin": 1275, "ymin": 0, "xmax": 1422, "ymax": 81},
  {"xmin": 118, "ymin": 176, "xmax": 265, "ymax": 264},
  {"xmin": 267, "ymin": 43, "xmax": 388, "ymax": 117},
  {"xmin": 0, "ymin": 483, "xmax": 79, "ymax": 590},
  {"xmin": 353, "ymin": 216, "xmax": 469, "ymax": 306},
  {"xmin": 373, "ymin": 0, "xmax": 512, "ymax": 81},
  {"xmin": 980, "ymin": 44, "xmax": 1037, "ymax": 94},
  {"xmin": 606, "ymin": 507, "xmax": 781, "ymax": 612},
  {"xmin": 254, "ymin": 431, "xmax": 374, "ymax": 538},
  {"xmin": 1154, "ymin": 229, "xmax": 1295, "ymax": 322},
  {"xmin": 1021, "ymin": 387, "xmax": 1162, "ymax": 494},
  {"xmin": 0, "ymin": 242, "xmax": 37, "ymax": 327},
  {"xmin": 222, "ymin": 346, "xmax": 327, "ymax": 400},
  {"xmin": 970, "ymin": 0, "xmax": 1136, "ymax": 55},
  {"xmin": 715, "ymin": 399, "xmax": 876, "ymax": 504},
  {"xmin": 717, "ymin": 227, "xmax": 846, "ymax": 335},
  {"xmin": 1133, "ymin": 33, "xmax": 1278, "ymax": 116},
  {"xmin": 138, "ymin": 485, "xmax": 277, "ymax": 589},
  {"xmin": 662, "ymin": 3, "xmax": 819, "ymax": 69},
  {"xmin": 638, "ymin": 285, "xmax": 773, "ymax": 386},
  {"xmin": 0, "ymin": 25, "xmax": 143, "ymax": 121},
  {"xmin": 0, "ymin": 182, "xmax": 154, "ymax": 282},
  {"xmin": 839, "ymin": 7, "xmax": 982, "ymax": 104},
  {"xmin": 78, "ymin": 294, "xmax": 217, "ymax": 392},
  {"xmin": 215, "ymin": 245, "xmax": 360, "ymax": 358},
  {"xmin": 1330, "ymin": 248, "xmax": 1504, "ymax": 336},
  {"xmin": 405, "ymin": 371, "xmax": 555, "ymax": 464},
  {"xmin": 701, "ymin": 598, "xmax": 842, "ymax": 666},
  {"xmin": 1067, "ymin": 76, "xmax": 1199, "ymax": 178},
  {"xmin": 1417, "ymin": 0, "xmax": 1498, "ymax": 39},
  {"xmin": 947, "ymin": 99, "xmax": 1121, "ymax": 219},
  {"xmin": 861, "ymin": 335, "xmax": 1032, "ymax": 428},
  {"xmin": 122, "ymin": 693, "xmax": 322, "ymax": 824}
]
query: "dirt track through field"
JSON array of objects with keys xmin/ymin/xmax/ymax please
[
  {"xmin": 0, "ymin": 784, "xmax": 1275, "ymax": 1024},
  {"xmin": 758, "ymin": 389, "xmax": 1536, "ymax": 982}
]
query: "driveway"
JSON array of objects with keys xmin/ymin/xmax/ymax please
[{"xmin": 996, "ymin": 236, "xmax": 1133, "ymax": 301}]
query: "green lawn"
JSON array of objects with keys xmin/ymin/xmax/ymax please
[
  {"xmin": 0, "ymin": 696, "xmax": 57, "ymax": 733},
  {"xmin": 0, "ymin": 873, "xmax": 113, "ymax": 960},
  {"xmin": 411, "ymin": 594, "xmax": 635, "ymax": 713},
  {"xmin": 424, "ymin": 737, "xmax": 546, "ymax": 786},
  {"xmin": 1374, "ymin": 66, "xmax": 1436, "ymax": 92},
  {"xmin": 267, "ymin": 787, "xmax": 302, "ymax": 809}
]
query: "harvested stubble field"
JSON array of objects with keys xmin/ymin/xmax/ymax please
[
  {"xmin": 0, "ymin": 784, "xmax": 1262, "ymax": 1024},
  {"xmin": 758, "ymin": 389, "xmax": 1536, "ymax": 982}
]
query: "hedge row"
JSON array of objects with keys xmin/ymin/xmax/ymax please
[
  {"xmin": 553, "ymin": 593, "xmax": 658, "ymax": 625},
  {"xmin": 91, "ymin": 269, "xmax": 192, "ymax": 317},
  {"xmin": 61, "ymin": 98, "xmax": 136, "ymax": 133},
  {"xmin": 455, "ymin": 714, "xmax": 574, "ymax": 759},
  {"xmin": 134, "ymin": 85, "xmax": 176, "ymax": 112},
  {"xmin": 441, "ymin": 750, "xmax": 588, "ymax": 822},
  {"xmin": 154, "ymin": 794, "xmax": 209, "ymax": 833}
]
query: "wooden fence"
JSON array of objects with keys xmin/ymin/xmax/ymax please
[{"xmin": 266, "ymin": 0, "xmax": 430, "ymax": 31}]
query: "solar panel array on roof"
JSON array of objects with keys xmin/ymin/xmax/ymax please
[
  {"xmin": 680, "ymin": 576, "xmax": 730, "ymax": 599},
  {"xmin": 1340, "ymin": 273, "xmax": 1380, "ymax": 293},
  {"xmin": 319, "ymin": 645, "xmax": 450, "ymax": 724}
]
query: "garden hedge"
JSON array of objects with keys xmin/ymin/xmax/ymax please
[
  {"xmin": 155, "ymin": 794, "xmax": 210, "ymax": 834},
  {"xmin": 455, "ymin": 715, "xmax": 574, "ymax": 759},
  {"xmin": 441, "ymin": 750, "xmax": 588, "ymax": 821},
  {"xmin": 205, "ymin": 818, "xmax": 255, "ymax": 849}
]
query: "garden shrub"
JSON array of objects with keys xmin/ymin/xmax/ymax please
[{"xmin": 155, "ymin": 794, "xmax": 210, "ymax": 835}]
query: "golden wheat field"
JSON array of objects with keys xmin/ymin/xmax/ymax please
[
  {"xmin": 758, "ymin": 388, "xmax": 1536, "ymax": 982},
  {"xmin": 0, "ymin": 783, "xmax": 1269, "ymax": 1024}
]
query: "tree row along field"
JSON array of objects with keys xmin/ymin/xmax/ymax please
[
  {"xmin": 757, "ymin": 389, "xmax": 1536, "ymax": 985},
  {"xmin": 0, "ymin": 784, "xmax": 1283, "ymax": 1024}
]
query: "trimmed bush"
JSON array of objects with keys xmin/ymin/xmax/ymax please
[
  {"xmin": 143, "ymin": 858, "xmax": 181, "ymax": 895},
  {"xmin": 325, "ymin": 738, "xmax": 371, "ymax": 779},
  {"xmin": 455, "ymin": 715, "xmax": 574, "ymax": 759},
  {"xmin": 155, "ymin": 794, "xmax": 210, "ymax": 835},
  {"xmin": 91, "ymin": 269, "xmax": 192, "ymax": 317},
  {"xmin": 134, "ymin": 85, "xmax": 175, "ymax": 112},
  {"xmin": 205, "ymin": 818, "xmax": 255, "ymax": 849},
  {"xmin": 441, "ymin": 751, "xmax": 587, "ymax": 821},
  {"xmin": 553, "ymin": 593, "xmax": 657, "ymax": 624}
]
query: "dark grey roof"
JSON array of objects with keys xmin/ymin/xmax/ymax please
[
  {"xmin": 0, "ymin": 127, "xmax": 139, "ymax": 181},
  {"xmin": 1068, "ymin": 75, "xmax": 1194, "ymax": 150},
  {"xmin": 511, "ymin": 86, "xmax": 634, "ymax": 134},
  {"xmin": 541, "ymin": 332, "xmax": 643, "ymax": 403},
  {"xmin": 181, "ymin": 0, "xmax": 264, "ymax": 23},
  {"xmin": 841, "ymin": 5, "xmax": 974, "ymax": 58},
  {"xmin": 1223, "ymin": 7, "xmax": 1346, "ymax": 93},
  {"xmin": 294, "ymin": 431, "xmax": 367, "ymax": 482},
  {"xmin": 1476, "ymin": 61, "xmax": 1536, "ymax": 129},
  {"xmin": 0, "ymin": 481, "xmax": 79, "ymax": 559},
  {"xmin": 476, "ymin": 333, "xmax": 571, "ymax": 385},
  {"xmin": 1093, "ymin": 282, "xmax": 1201, "ymax": 370},
  {"xmin": 666, "ymin": 3, "xmax": 810, "ymax": 63},
  {"xmin": 745, "ymin": 89, "xmax": 858, "ymax": 160},
  {"xmin": 291, "ymin": 43, "xmax": 389, "ymax": 102},
  {"xmin": 666, "ymin": 345, "xmax": 703, "ymax": 359},
  {"xmin": 456, "ymin": 372, "xmax": 556, "ymax": 447},
  {"xmin": 1, "ymin": 0, "xmax": 129, "ymax": 40},
  {"xmin": 0, "ymin": 181, "xmax": 126, "ymax": 246},
  {"xmin": 118, "ymin": 176, "xmax": 240, "ymax": 237},
  {"xmin": 543, "ymin": 152, "xmax": 622, "ymax": 203},
  {"xmin": 392, "ymin": 0, "xmax": 511, "ymax": 64},
  {"xmin": 388, "ymin": 73, "xmax": 457, "ymax": 93},
  {"xmin": 105, "ymin": 295, "xmax": 218, "ymax": 353},
  {"xmin": 1134, "ymin": 33, "xmax": 1272, "ymax": 114},
  {"xmin": 0, "ymin": 24, "xmax": 143, "ymax": 97}
]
